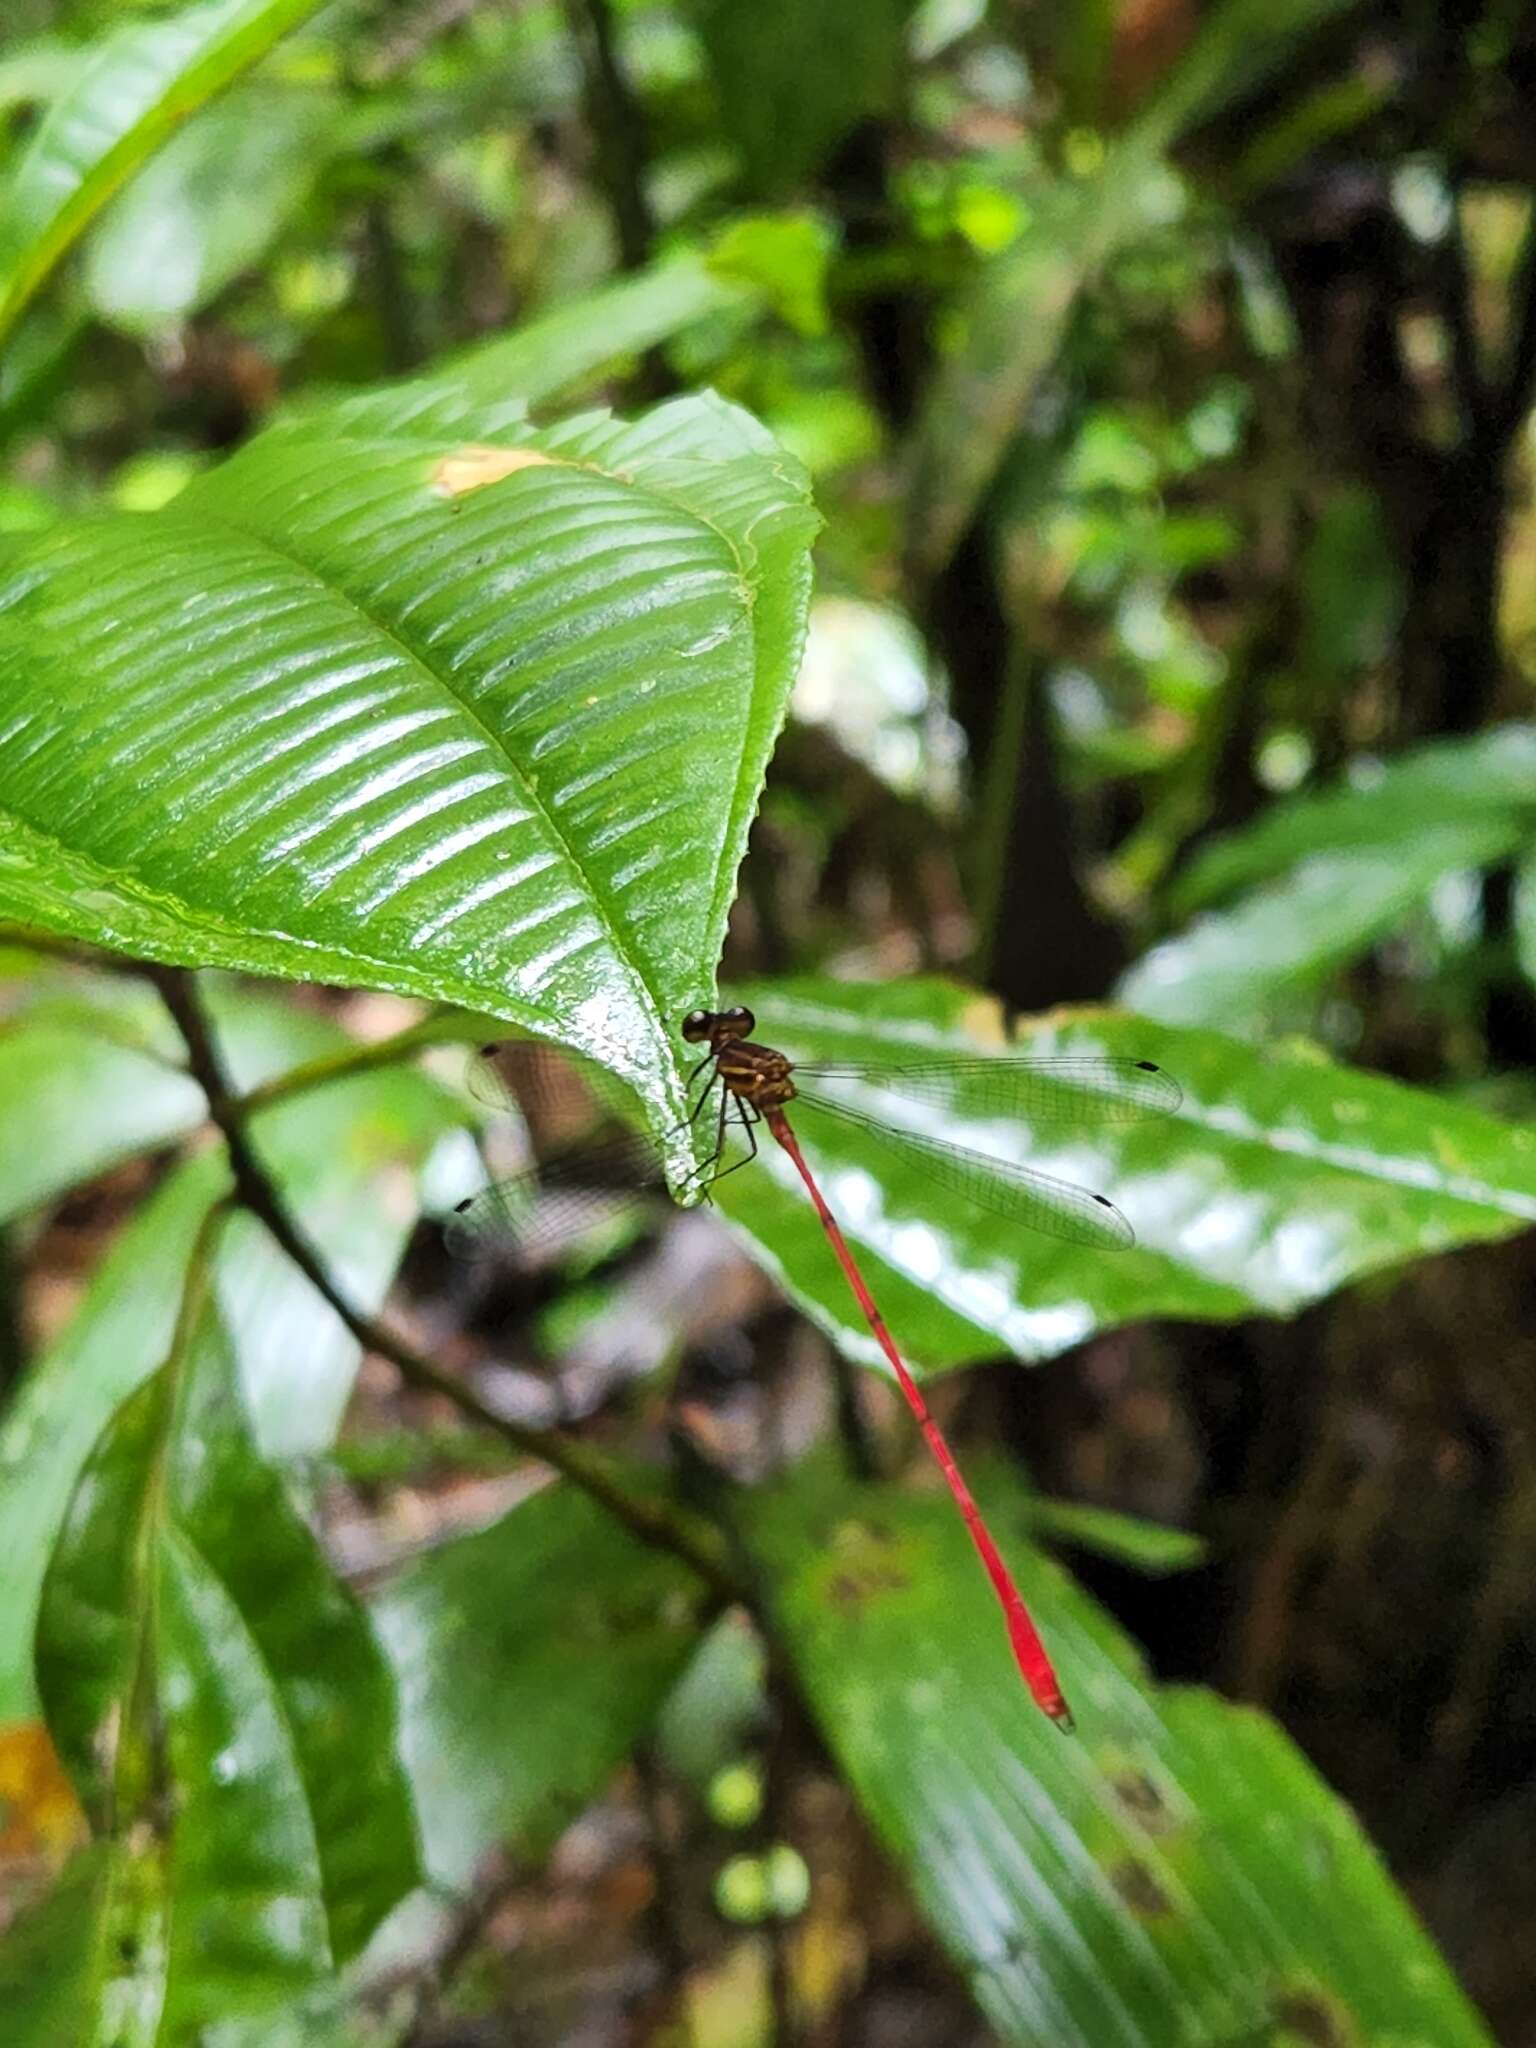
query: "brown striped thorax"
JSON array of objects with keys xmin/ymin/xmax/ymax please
[{"xmin": 680, "ymin": 1006, "xmax": 798, "ymax": 1109}]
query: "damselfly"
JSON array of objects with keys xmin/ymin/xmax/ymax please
[{"xmin": 448, "ymin": 1006, "xmax": 1180, "ymax": 1724}]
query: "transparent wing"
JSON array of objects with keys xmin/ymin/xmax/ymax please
[
  {"xmin": 444, "ymin": 1130, "xmax": 668, "ymax": 1264},
  {"xmin": 791, "ymin": 1055, "xmax": 1180, "ymax": 1124},
  {"xmin": 794, "ymin": 1090, "xmax": 1136, "ymax": 1250},
  {"xmin": 467, "ymin": 1040, "xmax": 597, "ymax": 1117}
]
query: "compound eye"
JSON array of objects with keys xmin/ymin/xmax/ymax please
[
  {"xmin": 681, "ymin": 1009, "xmax": 711, "ymax": 1042},
  {"xmin": 726, "ymin": 1005, "xmax": 755, "ymax": 1035}
]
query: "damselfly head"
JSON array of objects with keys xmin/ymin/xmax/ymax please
[{"xmin": 681, "ymin": 1005, "xmax": 756, "ymax": 1045}]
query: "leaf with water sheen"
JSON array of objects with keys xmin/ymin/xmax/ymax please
[
  {"xmin": 1122, "ymin": 732, "xmax": 1536, "ymax": 1026},
  {"xmin": 706, "ymin": 976, "xmax": 1536, "ymax": 1373},
  {"xmin": 31, "ymin": 1276, "xmax": 419, "ymax": 2035},
  {"xmin": 0, "ymin": 393, "xmax": 818, "ymax": 1160},
  {"xmin": 743, "ymin": 1453, "xmax": 1493, "ymax": 2048}
]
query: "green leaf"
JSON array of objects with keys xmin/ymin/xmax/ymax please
[
  {"xmin": 707, "ymin": 976, "xmax": 1536, "ymax": 1372},
  {"xmin": 273, "ymin": 254, "xmax": 757, "ymax": 439},
  {"xmin": 742, "ymin": 1453, "xmax": 1493, "ymax": 2048},
  {"xmin": 374, "ymin": 1481, "xmax": 706, "ymax": 1890},
  {"xmin": 0, "ymin": 980, "xmax": 201, "ymax": 1222},
  {"xmin": 34, "ymin": 1268, "xmax": 419, "ymax": 2031},
  {"xmin": 691, "ymin": 0, "xmax": 908, "ymax": 196},
  {"xmin": 0, "ymin": 393, "xmax": 818, "ymax": 1160},
  {"xmin": 1172, "ymin": 726, "xmax": 1536, "ymax": 914},
  {"xmin": 1122, "ymin": 824, "xmax": 1527, "ymax": 1031},
  {"xmin": 0, "ymin": 1000, "xmax": 463, "ymax": 1727},
  {"xmin": 0, "ymin": 962, "xmax": 391, "ymax": 1225},
  {"xmin": 0, "ymin": 37, "xmax": 84, "ymax": 125},
  {"xmin": 413, "ymin": 254, "xmax": 757, "ymax": 419},
  {"xmin": 0, "ymin": 1847, "xmax": 109, "ymax": 2047},
  {"xmin": 0, "ymin": 301, "xmax": 83, "ymax": 452},
  {"xmin": 83, "ymin": 82, "xmax": 333, "ymax": 333},
  {"xmin": 1026, "ymin": 1500, "xmax": 1206, "ymax": 1575},
  {"xmin": 0, "ymin": 0, "xmax": 330, "ymax": 344},
  {"xmin": 1126, "ymin": 730, "xmax": 1536, "ymax": 1029},
  {"xmin": 707, "ymin": 211, "xmax": 835, "ymax": 338},
  {"xmin": 905, "ymin": 166, "xmax": 1138, "ymax": 583}
]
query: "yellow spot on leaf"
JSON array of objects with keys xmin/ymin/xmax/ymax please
[
  {"xmin": 0, "ymin": 1720, "xmax": 87, "ymax": 1870},
  {"xmin": 431, "ymin": 445, "xmax": 565, "ymax": 497}
]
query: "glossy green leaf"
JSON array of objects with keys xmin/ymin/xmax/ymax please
[
  {"xmin": 33, "ymin": 1270, "xmax": 419, "ymax": 2031},
  {"xmin": 743, "ymin": 1453, "xmax": 1493, "ymax": 2048},
  {"xmin": 0, "ymin": 998, "xmax": 464, "ymax": 1727},
  {"xmin": 0, "ymin": 0, "xmax": 329, "ymax": 343},
  {"xmin": 83, "ymin": 82, "xmax": 333, "ymax": 332},
  {"xmin": 374, "ymin": 1480, "xmax": 707, "ymax": 1890},
  {"xmin": 707, "ymin": 976, "xmax": 1536, "ymax": 1372},
  {"xmin": 0, "ymin": 394, "xmax": 818, "ymax": 1161},
  {"xmin": 1172, "ymin": 726, "xmax": 1536, "ymax": 914},
  {"xmin": 1130, "ymin": 730, "xmax": 1536, "ymax": 1028}
]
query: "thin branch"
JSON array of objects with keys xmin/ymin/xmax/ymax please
[
  {"xmin": 564, "ymin": 0, "xmax": 656, "ymax": 273},
  {"xmin": 147, "ymin": 965, "xmax": 738, "ymax": 1599},
  {"xmin": 1436, "ymin": 198, "xmax": 1490, "ymax": 447},
  {"xmin": 235, "ymin": 1013, "xmax": 470, "ymax": 1116},
  {"xmin": 394, "ymin": 1851, "xmax": 523, "ymax": 2048}
]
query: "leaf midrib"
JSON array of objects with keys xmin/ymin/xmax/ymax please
[
  {"xmin": 187, "ymin": 475, "xmax": 759, "ymax": 1061},
  {"xmin": 240, "ymin": 418, "xmax": 786, "ymax": 993}
]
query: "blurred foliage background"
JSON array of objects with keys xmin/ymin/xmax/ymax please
[{"xmin": 4, "ymin": 0, "xmax": 1536, "ymax": 2042}]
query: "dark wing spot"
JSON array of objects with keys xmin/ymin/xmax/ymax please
[
  {"xmin": 1135, "ymin": 1060, "xmax": 1159, "ymax": 1073},
  {"xmin": 1094, "ymin": 1194, "xmax": 1113, "ymax": 1208},
  {"xmin": 453, "ymin": 1196, "xmax": 472, "ymax": 1214}
]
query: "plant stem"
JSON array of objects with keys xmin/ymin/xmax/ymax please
[
  {"xmin": 564, "ymin": 0, "xmax": 655, "ymax": 273},
  {"xmin": 148, "ymin": 965, "xmax": 738, "ymax": 1599},
  {"xmin": 235, "ymin": 1012, "xmax": 470, "ymax": 1115}
]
